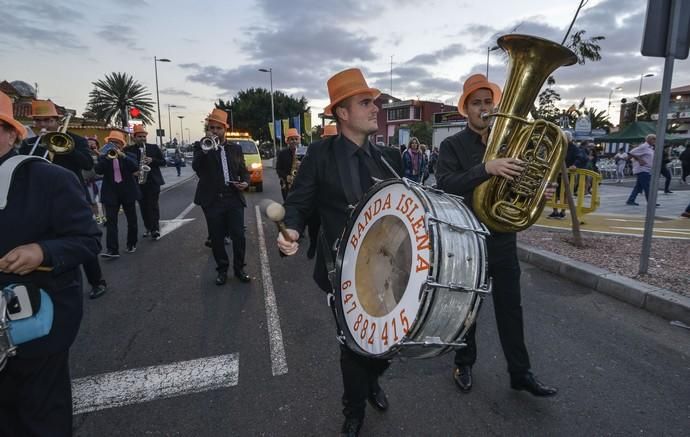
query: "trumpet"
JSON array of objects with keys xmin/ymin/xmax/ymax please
[
  {"xmin": 200, "ymin": 135, "xmax": 220, "ymax": 152},
  {"xmin": 28, "ymin": 114, "xmax": 75, "ymax": 161},
  {"xmin": 100, "ymin": 142, "xmax": 124, "ymax": 159}
]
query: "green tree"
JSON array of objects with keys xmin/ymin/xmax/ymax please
[
  {"xmin": 536, "ymin": 77, "xmax": 562, "ymax": 124},
  {"xmin": 410, "ymin": 121, "xmax": 433, "ymax": 145},
  {"xmin": 566, "ymin": 30, "xmax": 604, "ymax": 64},
  {"xmin": 581, "ymin": 107, "xmax": 612, "ymax": 130},
  {"xmin": 85, "ymin": 72, "xmax": 155, "ymax": 128},
  {"xmin": 216, "ymin": 88, "xmax": 309, "ymax": 143}
]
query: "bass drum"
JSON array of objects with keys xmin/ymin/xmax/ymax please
[{"xmin": 334, "ymin": 179, "xmax": 491, "ymax": 359}]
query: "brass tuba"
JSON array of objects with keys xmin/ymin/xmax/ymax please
[{"xmin": 473, "ymin": 34, "xmax": 577, "ymax": 233}]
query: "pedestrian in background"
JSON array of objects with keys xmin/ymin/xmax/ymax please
[
  {"xmin": 626, "ymin": 134, "xmax": 656, "ymax": 206},
  {"xmin": 613, "ymin": 147, "xmax": 627, "ymax": 183}
]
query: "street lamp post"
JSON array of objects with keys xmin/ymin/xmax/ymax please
[
  {"xmin": 486, "ymin": 45, "xmax": 500, "ymax": 79},
  {"xmin": 636, "ymin": 73, "xmax": 655, "ymax": 121},
  {"xmin": 167, "ymin": 104, "xmax": 177, "ymax": 144},
  {"xmin": 185, "ymin": 128, "xmax": 190, "ymax": 144},
  {"xmin": 178, "ymin": 116, "xmax": 184, "ymax": 145},
  {"xmin": 154, "ymin": 56, "xmax": 171, "ymax": 148},
  {"xmin": 259, "ymin": 68, "xmax": 276, "ymax": 165},
  {"xmin": 607, "ymin": 86, "xmax": 623, "ymax": 117}
]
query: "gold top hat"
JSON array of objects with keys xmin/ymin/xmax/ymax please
[
  {"xmin": 105, "ymin": 130, "xmax": 127, "ymax": 146},
  {"xmin": 206, "ymin": 108, "xmax": 229, "ymax": 128},
  {"xmin": 457, "ymin": 74, "xmax": 502, "ymax": 117},
  {"xmin": 323, "ymin": 124, "xmax": 338, "ymax": 137},
  {"xmin": 285, "ymin": 128, "xmax": 300, "ymax": 139},
  {"xmin": 0, "ymin": 91, "xmax": 27, "ymax": 140},
  {"xmin": 31, "ymin": 100, "xmax": 60, "ymax": 118},
  {"xmin": 324, "ymin": 68, "xmax": 380, "ymax": 116},
  {"xmin": 132, "ymin": 124, "xmax": 148, "ymax": 135}
]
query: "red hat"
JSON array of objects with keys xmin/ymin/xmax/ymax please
[
  {"xmin": 324, "ymin": 68, "xmax": 380, "ymax": 116},
  {"xmin": 206, "ymin": 108, "xmax": 229, "ymax": 128},
  {"xmin": 132, "ymin": 125, "xmax": 148, "ymax": 135},
  {"xmin": 31, "ymin": 100, "xmax": 60, "ymax": 118},
  {"xmin": 457, "ymin": 74, "xmax": 502, "ymax": 117},
  {"xmin": 323, "ymin": 124, "xmax": 338, "ymax": 137},
  {"xmin": 105, "ymin": 130, "xmax": 127, "ymax": 146},
  {"xmin": 0, "ymin": 91, "xmax": 27, "ymax": 140}
]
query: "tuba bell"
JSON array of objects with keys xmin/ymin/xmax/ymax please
[
  {"xmin": 473, "ymin": 34, "xmax": 577, "ymax": 233},
  {"xmin": 28, "ymin": 114, "xmax": 75, "ymax": 161}
]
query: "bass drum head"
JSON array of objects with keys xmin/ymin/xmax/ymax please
[{"xmin": 335, "ymin": 180, "xmax": 432, "ymax": 357}]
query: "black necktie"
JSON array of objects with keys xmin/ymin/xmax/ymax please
[{"xmin": 356, "ymin": 148, "xmax": 372, "ymax": 195}]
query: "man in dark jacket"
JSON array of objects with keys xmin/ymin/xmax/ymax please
[
  {"xmin": 0, "ymin": 90, "xmax": 101, "ymax": 436},
  {"xmin": 127, "ymin": 125, "xmax": 166, "ymax": 240},
  {"xmin": 192, "ymin": 108, "xmax": 251, "ymax": 286},
  {"xmin": 96, "ymin": 130, "xmax": 141, "ymax": 257},
  {"xmin": 20, "ymin": 99, "xmax": 107, "ymax": 299},
  {"xmin": 277, "ymin": 68, "xmax": 403, "ymax": 437},
  {"xmin": 276, "ymin": 128, "xmax": 301, "ymax": 200},
  {"xmin": 436, "ymin": 74, "xmax": 557, "ymax": 399}
]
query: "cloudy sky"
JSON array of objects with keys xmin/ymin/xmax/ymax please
[{"xmin": 2, "ymin": 0, "xmax": 689, "ymax": 141}]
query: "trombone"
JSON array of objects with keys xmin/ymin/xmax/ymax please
[
  {"xmin": 200, "ymin": 135, "xmax": 220, "ymax": 152},
  {"xmin": 29, "ymin": 114, "xmax": 75, "ymax": 161}
]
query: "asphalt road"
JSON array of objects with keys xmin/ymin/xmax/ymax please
[{"xmin": 70, "ymin": 168, "xmax": 690, "ymax": 436}]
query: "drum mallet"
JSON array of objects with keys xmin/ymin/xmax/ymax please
[{"xmin": 260, "ymin": 200, "xmax": 293, "ymax": 241}]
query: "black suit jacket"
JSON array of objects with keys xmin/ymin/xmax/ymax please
[
  {"xmin": 283, "ymin": 135, "xmax": 402, "ymax": 291},
  {"xmin": 275, "ymin": 147, "xmax": 294, "ymax": 180},
  {"xmin": 94, "ymin": 149, "xmax": 141, "ymax": 205},
  {"xmin": 192, "ymin": 141, "xmax": 250, "ymax": 208},
  {"xmin": 0, "ymin": 151, "xmax": 101, "ymax": 357},
  {"xmin": 124, "ymin": 143, "xmax": 166, "ymax": 188},
  {"xmin": 19, "ymin": 131, "xmax": 93, "ymax": 185}
]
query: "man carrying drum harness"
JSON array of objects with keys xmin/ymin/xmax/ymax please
[{"xmin": 277, "ymin": 68, "xmax": 402, "ymax": 437}]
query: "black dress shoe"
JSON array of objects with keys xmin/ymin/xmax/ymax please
[
  {"xmin": 510, "ymin": 372, "xmax": 558, "ymax": 397},
  {"xmin": 215, "ymin": 272, "xmax": 227, "ymax": 286},
  {"xmin": 453, "ymin": 365, "xmax": 473, "ymax": 392},
  {"xmin": 234, "ymin": 269, "xmax": 251, "ymax": 283},
  {"xmin": 340, "ymin": 417, "xmax": 362, "ymax": 437},
  {"xmin": 367, "ymin": 387, "xmax": 389, "ymax": 411}
]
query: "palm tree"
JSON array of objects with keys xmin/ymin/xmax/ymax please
[{"xmin": 85, "ymin": 72, "xmax": 155, "ymax": 128}]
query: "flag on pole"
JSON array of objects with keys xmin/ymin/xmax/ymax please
[
  {"xmin": 292, "ymin": 116, "xmax": 301, "ymax": 135},
  {"xmin": 282, "ymin": 119, "xmax": 289, "ymax": 142},
  {"xmin": 303, "ymin": 111, "xmax": 311, "ymax": 134},
  {"xmin": 268, "ymin": 122, "xmax": 274, "ymax": 140},
  {"xmin": 274, "ymin": 120, "xmax": 282, "ymax": 140}
]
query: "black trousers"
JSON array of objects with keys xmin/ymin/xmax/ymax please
[
  {"xmin": 0, "ymin": 350, "xmax": 73, "ymax": 437},
  {"xmin": 660, "ymin": 164, "xmax": 672, "ymax": 192},
  {"xmin": 339, "ymin": 344, "xmax": 390, "ymax": 420},
  {"xmin": 454, "ymin": 254, "xmax": 531, "ymax": 375},
  {"xmin": 306, "ymin": 213, "xmax": 321, "ymax": 251},
  {"xmin": 105, "ymin": 201, "xmax": 138, "ymax": 253},
  {"xmin": 202, "ymin": 195, "xmax": 246, "ymax": 273},
  {"xmin": 82, "ymin": 256, "xmax": 104, "ymax": 287},
  {"xmin": 139, "ymin": 185, "xmax": 161, "ymax": 232}
]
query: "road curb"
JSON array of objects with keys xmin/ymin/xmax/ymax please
[{"xmin": 517, "ymin": 243, "xmax": 690, "ymax": 325}]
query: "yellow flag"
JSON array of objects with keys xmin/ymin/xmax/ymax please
[
  {"xmin": 281, "ymin": 119, "xmax": 289, "ymax": 142},
  {"xmin": 268, "ymin": 122, "xmax": 274, "ymax": 139},
  {"xmin": 303, "ymin": 111, "xmax": 312, "ymax": 134}
]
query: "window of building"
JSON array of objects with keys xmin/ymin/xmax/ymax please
[{"xmin": 388, "ymin": 107, "xmax": 409, "ymax": 121}]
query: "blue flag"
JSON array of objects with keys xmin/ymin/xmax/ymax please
[
  {"xmin": 274, "ymin": 120, "xmax": 282, "ymax": 139},
  {"xmin": 292, "ymin": 116, "xmax": 301, "ymax": 135}
]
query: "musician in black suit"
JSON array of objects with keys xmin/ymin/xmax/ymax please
[
  {"xmin": 0, "ymin": 90, "xmax": 101, "ymax": 436},
  {"xmin": 192, "ymin": 108, "xmax": 251, "ymax": 286},
  {"xmin": 20, "ymin": 100, "xmax": 108, "ymax": 299},
  {"xmin": 436, "ymin": 74, "xmax": 557, "ymax": 398},
  {"xmin": 276, "ymin": 128, "xmax": 300, "ymax": 201},
  {"xmin": 95, "ymin": 130, "xmax": 140, "ymax": 258},
  {"xmin": 277, "ymin": 69, "xmax": 402, "ymax": 437},
  {"xmin": 127, "ymin": 125, "xmax": 165, "ymax": 240}
]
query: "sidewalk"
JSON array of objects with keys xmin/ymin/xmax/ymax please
[{"xmin": 160, "ymin": 165, "xmax": 195, "ymax": 192}]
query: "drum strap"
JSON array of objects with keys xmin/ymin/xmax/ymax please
[
  {"xmin": 0, "ymin": 155, "xmax": 48, "ymax": 210},
  {"xmin": 318, "ymin": 230, "xmax": 347, "ymax": 345}
]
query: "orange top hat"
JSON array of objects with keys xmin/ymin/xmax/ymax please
[
  {"xmin": 0, "ymin": 91, "xmax": 27, "ymax": 140},
  {"xmin": 457, "ymin": 74, "xmax": 502, "ymax": 117},
  {"xmin": 105, "ymin": 130, "xmax": 127, "ymax": 146},
  {"xmin": 206, "ymin": 108, "xmax": 229, "ymax": 128},
  {"xmin": 324, "ymin": 68, "xmax": 380, "ymax": 116},
  {"xmin": 31, "ymin": 99, "xmax": 60, "ymax": 118},
  {"xmin": 323, "ymin": 124, "xmax": 338, "ymax": 137},
  {"xmin": 132, "ymin": 124, "xmax": 148, "ymax": 135},
  {"xmin": 286, "ymin": 128, "xmax": 300, "ymax": 139}
]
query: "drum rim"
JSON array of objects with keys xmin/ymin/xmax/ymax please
[{"xmin": 334, "ymin": 179, "xmax": 440, "ymax": 358}]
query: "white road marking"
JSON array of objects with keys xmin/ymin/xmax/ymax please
[
  {"xmin": 254, "ymin": 205, "xmax": 288, "ymax": 376},
  {"xmin": 159, "ymin": 202, "xmax": 196, "ymax": 238},
  {"xmin": 72, "ymin": 353, "xmax": 239, "ymax": 415},
  {"xmin": 535, "ymin": 224, "xmax": 690, "ymax": 240}
]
